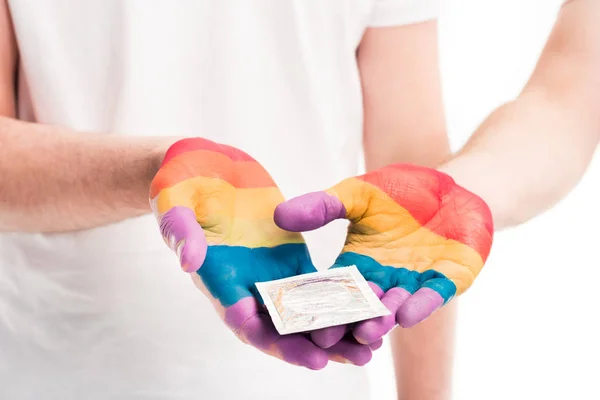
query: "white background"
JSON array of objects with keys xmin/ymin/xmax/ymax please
[{"xmin": 367, "ymin": 0, "xmax": 600, "ymax": 398}]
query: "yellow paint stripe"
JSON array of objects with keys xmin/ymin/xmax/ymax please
[
  {"xmin": 203, "ymin": 217, "xmax": 304, "ymax": 248},
  {"xmin": 154, "ymin": 176, "xmax": 303, "ymax": 248},
  {"xmin": 327, "ymin": 178, "xmax": 421, "ymax": 236}
]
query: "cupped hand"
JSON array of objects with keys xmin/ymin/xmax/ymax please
[
  {"xmin": 274, "ymin": 163, "xmax": 494, "ymax": 347},
  {"xmin": 149, "ymin": 138, "xmax": 377, "ymax": 369}
]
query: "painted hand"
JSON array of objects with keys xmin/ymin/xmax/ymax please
[
  {"xmin": 274, "ymin": 164, "xmax": 494, "ymax": 347},
  {"xmin": 149, "ymin": 138, "xmax": 378, "ymax": 369}
]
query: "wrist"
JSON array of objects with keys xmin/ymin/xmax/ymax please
[
  {"xmin": 438, "ymin": 151, "xmax": 518, "ymax": 232},
  {"xmin": 130, "ymin": 137, "xmax": 179, "ymax": 213}
]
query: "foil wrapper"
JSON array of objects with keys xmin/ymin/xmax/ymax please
[{"xmin": 255, "ymin": 266, "xmax": 390, "ymax": 335}]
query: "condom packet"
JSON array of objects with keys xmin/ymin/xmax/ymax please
[{"xmin": 255, "ymin": 265, "xmax": 390, "ymax": 335}]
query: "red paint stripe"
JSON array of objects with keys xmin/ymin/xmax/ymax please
[
  {"xmin": 161, "ymin": 138, "xmax": 255, "ymax": 167},
  {"xmin": 357, "ymin": 164, "xmax": 494, "ymax": 261}
]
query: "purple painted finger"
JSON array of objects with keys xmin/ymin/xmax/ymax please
[
  {"xmin": 368, "ymin": 282, "xmax": 384, "ymax": 299},
  {"xmin": 225, "ymin": 297, "xmax": 329, "ymax": 370},
  {"xmin": 245, "ymin": 314, "xmax": 329, "ymax": 370},
  {"xmin": 326, "ymin": 337, "xmax": 373, "ymax": 366},
  {"xmin": 311, "ymin": 325, "xmax": 348, "ymax": 349},
  {"xmin": 159, "ymin": 206, "xmax": 207, "ymax": 273},
  {"xmin": 353, "ymin": 286, "xmax": 411, "ymax": 344},
  {"xmin": 312, "ymin": 283, "xmax": 384, "ymax": 348},
  {"xmin": 224, "ymin": 297, "xmax": 259, "ymax": 332},
  {"xmin": 369, "ymin": 338, "xmax": 384, "ymax": 351},
  {"xmin": 277, "ymin": 333, "xmax": 330, "ymax": 370},
  {"xmin": 396, "ymin": 287, "xmax": 444, "ymax": 328},
  {"xmin": 274, "ymin": 191, "xmax": 346, "ymax": 232}
]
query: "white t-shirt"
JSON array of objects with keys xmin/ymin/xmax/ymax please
[{"xmin": 0, "ymin": 1, "xmax": 439, "ymax": 399}]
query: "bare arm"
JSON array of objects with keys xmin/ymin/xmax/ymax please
[
  {"xmin": 360, "ymin": 21, "xmax": 449, "ymax": 170},
  {"xmin": 0, "ymin": 2, "xmax": 173, "ymax": 233},
  {"xmin": 440, "ymin": 0, "xmax": 600, "ymax": 230},
  {"xmin": 358, "ymin": 20, "xmax": 455, "ymax": 400},
  {"xmin": 0, "ymin": 0, "xmax": 16, "ymax": 117},
  {"xmin": 0, "ymin": 120, "xmax": 174, "ymax": 233}
]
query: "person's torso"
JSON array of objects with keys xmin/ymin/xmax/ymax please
[{"xmin": 2, "ymin": 1, "xmax": 375, "ymax": 398}]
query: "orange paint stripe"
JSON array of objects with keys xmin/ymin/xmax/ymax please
[
  {"xmin": 154, "ymin": 177, "xmax": 284, "ymax": 218},
  {"xmin": 150, "ymin": 150, "xmax": 276, "ymax": 198}
]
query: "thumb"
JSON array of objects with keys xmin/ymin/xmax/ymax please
[
  {"xmin": 158, "ymin": 206, "xmax": 207, "ymax": 273},
  {"xmin": 274, "ymin": 191, "xmax": 346, "ymax": 232}
]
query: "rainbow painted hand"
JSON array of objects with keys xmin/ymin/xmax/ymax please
[
  {"xmin": 274, "ymin": 164, "xmax": 494, "ymax": 347},
  {"xmin": 149, "ymin": 138, "xmax": 378, "ymax": 370}
]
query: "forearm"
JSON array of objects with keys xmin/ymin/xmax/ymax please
[
  {"xmin": 0, "ymin": 116, "xmax": 173, "ymax": 233},
  {"xmin": 390, "ymin": 303, "xmax": 456, "ymax": 400},
  {"xmin": 441, "ymin": 0, "xmax": 600, "ymax": 230},
  {"xmin": 440, "ymin": 96, "xmax": 598, "ymax": 230}
]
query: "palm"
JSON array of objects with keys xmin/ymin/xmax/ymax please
[
  {"xmin": 150, "ymin": 138, "xmax": 377, "ymax": 368},
  {"xmin": 275, "ymin": 164, "xmax": 493, "ymax": 346}
]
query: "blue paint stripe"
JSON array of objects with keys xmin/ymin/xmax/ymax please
[
  {"xmin": 197, "ymin": 243, "xmax": 316, "ymax": 308},
  {"xmin": 332, "ymin": 252, "xmax": 456, "ymax": 303}
]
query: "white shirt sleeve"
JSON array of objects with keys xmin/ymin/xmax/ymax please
[{"xmin": 368, "ymin": 0, "xmax": 442, "ymax": 27}]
